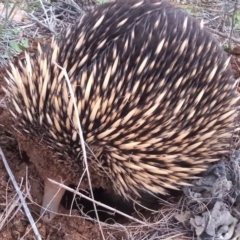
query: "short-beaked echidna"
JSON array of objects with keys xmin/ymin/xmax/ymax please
[{"xmin": 3, "ymin": 0, "xmax": 239, "ymax": 222}]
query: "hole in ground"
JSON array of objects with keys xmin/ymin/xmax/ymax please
[
  {"xmin": 60, "ymin": 185, "xmax": 183, "ymax": 224},
  {"xmin": 60, "ymin": 185, "xmax": 136, "ymax": 224},
  {"xmin": 18, "ymin": 151, "xmax": 30, "ymax": 164}
]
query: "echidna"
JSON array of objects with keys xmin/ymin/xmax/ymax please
[{"xmin": 3, "ymin": 0, "xmax": 238, "ymax": 222}]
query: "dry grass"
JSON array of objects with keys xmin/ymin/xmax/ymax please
[
  {"xmin": 0, "ymin": 148, "xmax": 42, "ymax": 240},
  {"xmin": 0, "ymin": 0, "xmax": 240, "ymax": 239}
]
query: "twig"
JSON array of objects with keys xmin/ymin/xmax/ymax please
[
  {"xmin": 228, "ymin": 0, "xmax": 239, "ymax": 49},
  {"xmin": 54, "ymin": 62, "xmax": 105, "ymax": 240},
  {"xmin": 207, "ymin": 27, "xmax": 240, "ymax": 45},
  {"xmin": 27, "ymin": 13, "xmax": 56, "ymax": 34},
  {"xmin": 0, "ymin": 147, "xmax": 42, "ymax": 240}
]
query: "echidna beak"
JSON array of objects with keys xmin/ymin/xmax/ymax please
[{"xmin": 40, "ymin": 178, "xmax": 66, "ymax": 222}]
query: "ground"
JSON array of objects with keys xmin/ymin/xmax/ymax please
[{"xmin": 0, "ymin": 1, "xmax": 240, "ymax": 240}]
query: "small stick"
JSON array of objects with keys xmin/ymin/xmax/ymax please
[
  {"xmin": 207, "ymin": 27, "xmax": 240, "ymax": 45},
  {"xmin": 54, "ymin": 62, "xmax": 105, "ymax": 240}
]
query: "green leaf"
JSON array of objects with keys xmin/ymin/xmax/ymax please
[
  {"xmin": 9, "ymin": 41, "xmax": 22, "ymax": 53},
  {"xmin": 234, "ymin": 10, "xmax": 240, "ymax": 28},
  {"xmin": 11, "ymin": 28, "xmax": 20, "ymax": 34},
  {"xmin": 21, "ymin": 38, "xmax": 29, "ymax": 48}
]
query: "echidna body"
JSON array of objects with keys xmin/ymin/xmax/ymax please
[{"xmin": 3, "ymin": 0, "xmax": 238, "ymax": 221}]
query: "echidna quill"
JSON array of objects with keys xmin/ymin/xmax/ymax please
[{"xmin": 3, "ymin": 0, "xmax": 238, "ymax": 222}]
